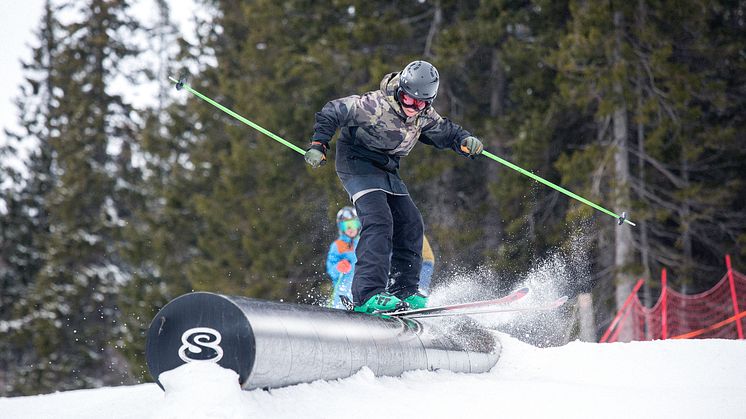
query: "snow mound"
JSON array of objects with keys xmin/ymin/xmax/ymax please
[{"xmin": 152, "ymin": 362, "xmax": 254, "ymax": 419}]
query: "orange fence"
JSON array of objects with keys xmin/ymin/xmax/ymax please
[{"xmin": 601, "ymin": 255, "xmax": 745, "ymax": 342}]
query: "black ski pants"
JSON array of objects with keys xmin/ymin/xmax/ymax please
[{"xmin": 352, "ymin": 191, "xmax": 423, "ymax": 304}]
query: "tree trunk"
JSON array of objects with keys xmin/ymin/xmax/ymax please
[
  {"xmin": 577, "ymin": 293, "xmax": 597, "ymax": 341},
  {"xmin": 679, "ymin": 154, "xmax": 692, "ymax": 331},
  {"xmin": 680, "ymin": 155, "xmax": 693, "ymax": 282},
  {"xmin": 489, "ymin": 48, "xmax": 505, "ymax": 117},
  {"xmin": 612, "ymin": 10, "xmax": 636, "ymax": 342},
  {"xmin": 423, "ymin": 1, "xmax": 442, "ymax": 59},
  {"xmin": 634, "ymin": 47, "xmax": 654, "ymax": 317}
]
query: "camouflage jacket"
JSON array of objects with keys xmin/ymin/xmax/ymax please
[{"xmin": 312, "ymin": 72, "xmax": 472, "ymax": 201}]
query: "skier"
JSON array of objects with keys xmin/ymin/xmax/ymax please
[
  {"xmin": 326, "ymin": 206, "xmax": 360, "ymax": 309},
  {"xmin": 305, "ymin": 60, "xmax": 483, "ymax": 313}
]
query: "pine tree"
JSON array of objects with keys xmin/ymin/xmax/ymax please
[
  {"xmin": 0, "ymin": 0, "xmax": 57, "ymax": 304},
  {"xmin": 115, "ymin": 0, "xmax": 195, "ymax": 380},
  {"xmin": 7, "ymin": 0, "xmax": 145, "ymax": 393},
  {"xmin": 553, "ymin": 0, "xmax": 746, "ymax": 337},
  {"xmin": 0, "ymin": 0, "xmax": 59, "ymax": 395},
  {"xmin": 552, "ymin": 0, "xmax": 663, "ymax": 339},
  {"xmin": 636, "ymin": 0, "xmax": 746, "ymax": 288},
  {"xmin": 428, "ymin": 1, "xmax": 579, "ymax": 288}
]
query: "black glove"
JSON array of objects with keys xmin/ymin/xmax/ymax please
[
  {"xmin": 305, "ymin": 141, "xmax": 327, "ymax": 168},
  {"xmin": 460, "ymin": 136, "xmax": 483, "ymax": 157}
]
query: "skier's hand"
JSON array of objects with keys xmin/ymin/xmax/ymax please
[
  {"xmin": 460, "ymin": 136, "xmax": 483, "ymax": 158},
  {"xmin": 304, "ymin": 141, "xmax": 327, "ymax": 168},
  {"xmin": 336, "ymin": 259, "xmax": 352, "ymax": 274}
]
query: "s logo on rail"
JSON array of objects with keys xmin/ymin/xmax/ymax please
[{"xmin": 178, "ymin": 327, "xmax": 224, "ymax": 363}]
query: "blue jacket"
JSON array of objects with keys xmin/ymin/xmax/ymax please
[{"xmin": 326, "ymin": 234, "xmax": 359, "ymax": 309}]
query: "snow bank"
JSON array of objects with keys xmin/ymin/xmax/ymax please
[
  {"xmin": 152, "ymin": 362, "xmax": 255, "ymax": 419},
  {"xmin": 1, "ymin": 334, "xmax": 745, "ymax": 419}
]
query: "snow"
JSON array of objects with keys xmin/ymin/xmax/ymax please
[{"xmin": 2, "ymin": 334, "xmax": 745, "ymax": 419}]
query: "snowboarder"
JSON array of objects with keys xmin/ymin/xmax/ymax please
[
  {"xmin": 326, "ymin": 206, "xmax": 361, "ymax": 309},
  {"xmin": 305, "ymin": 60, "xmax": 483, "ymax": 313}
]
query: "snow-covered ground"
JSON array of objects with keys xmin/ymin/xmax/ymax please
[{"xmin": 2, "ymin": 334, "xmax": 745, "ymax": 419}]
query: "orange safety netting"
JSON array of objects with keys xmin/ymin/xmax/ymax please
[{"xmin": 602, "ymin": 256, "xmax": 746, "ymax": 342}]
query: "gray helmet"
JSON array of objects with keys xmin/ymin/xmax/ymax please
[
  {"xmin": 399, "ymin": 60, "xmax": 439, "ymax": 101},
  {"xmin": 336, "ymin": 206, "xmax": 357, "ymax": 223}
]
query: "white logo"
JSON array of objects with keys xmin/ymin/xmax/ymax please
[{"xmin": 178, "ymin": 327, "xmax": 224, "ymax": 363}]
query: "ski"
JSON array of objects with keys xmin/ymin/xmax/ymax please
[
  {"xmin": 402, "ymin": 295, "xmax": 569, "ymax": 319},
  {"xmin": 382, "ymin": 287, "xmax": 530, "ymax": 318}
]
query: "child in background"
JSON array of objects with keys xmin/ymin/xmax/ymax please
[
  {"xmin": 326, "ymin": 207, "xmax": 360, "ymax": 309},
  {"xmin": 326, "ymin": 206, "xmax": 436, "ymax": 309}
]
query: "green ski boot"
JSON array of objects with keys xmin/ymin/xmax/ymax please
[
  {"xmin": 354, "ymin": 292, "xmax": 406, "ymax": 314},
  {"xmin": 402, "ymin": 293, "xmax": 428, "ymax": 310}
]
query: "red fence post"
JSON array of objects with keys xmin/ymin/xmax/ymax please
[
  {"xmin": 725, "ymin": 254, "xmax": 744, "ymax": 339},
  {"xmin": 661, "ymin": 268, "xmax": 668, "ymax": 340},
  {"xmin": 600, "ymin": 279, "xmax": 645, "ymax": 343}
]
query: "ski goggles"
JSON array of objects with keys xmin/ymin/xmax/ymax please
[
  {"xmin": 398, "ymin": 90, "xmax": 431, "ymax": 111},
  {"xmin": 339, "ymin": 219, "xmax": 361, "ymax": 231}
]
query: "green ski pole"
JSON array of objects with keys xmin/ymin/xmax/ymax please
[
  {"xmin": 169, "ymin": 76, "xmax": 306, "ymax": 155},
  {"xmin": 481, "ymin": 150, "xmax": 636, "ymax": 227}
]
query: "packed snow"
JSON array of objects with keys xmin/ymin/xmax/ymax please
[
  {"xmin": 4, "ymin": 260, "xmax": 745, "ymax": 418},
  {"xmin": 2, "ymin": 333, "xmax": 744, "ymax": 419}
]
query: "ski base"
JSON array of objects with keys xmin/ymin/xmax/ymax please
[
  {"xmin": 404, "ymin": 295, "xmax": 569, "ymax": 319},
  {"xmin": 383, "ymin": 287, "xmax": 530, "ymax": 318}
]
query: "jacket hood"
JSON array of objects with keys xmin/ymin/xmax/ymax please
[
  {"xmin": 380, "ymin": 71, "xmax": 400, "ymax": 95},
  {"xmin": 380, "ymin": 72, "xmax": 406, "ymax": 117}
]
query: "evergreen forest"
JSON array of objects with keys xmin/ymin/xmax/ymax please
[{"xmin": 1, "ymin": 0, "xmax": 744, "ymax": 395}]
